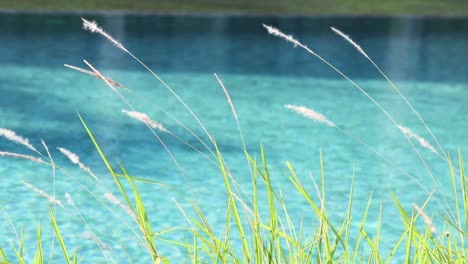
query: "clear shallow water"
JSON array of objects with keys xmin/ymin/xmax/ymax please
[{"xmin": 0, "ymin": 13, "xmax": 467, "ymax": 262}]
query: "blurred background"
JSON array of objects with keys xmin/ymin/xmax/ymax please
[{"xmin": 1, "ymin": 0, "xmax": 468, "ymax": 15}]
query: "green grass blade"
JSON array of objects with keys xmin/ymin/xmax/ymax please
[
  {"xmin": 72, "ymin": 249, "xmax": 77, "ymax": 264},
  {"xmin": 114, "ymin": 173, "xmax": 174, "ymax": 189},
  {"xmin": 286, "ymin": 161, "xmax": 346, "ymax": 251},
  {"xmin": 448, "ymin": 154, "xmax": 462, "ymax": 232},
  {"xmin": 459, "ymin": 149, "xmax": 466, "ymax": 233},
  {"xmin": 352, "ymin": 190, "xmax": 373, "ymax": 263},
  {"xmin": 12, "ymin": 226, "xmax": 25, "ymax": 264},
  {"xmin": 33, "ymin": 224, "xmax": 43, "ymax": 264},
  {"xmin": 20, "ymin": 226, "xmax": 24, "ymax": 262},
  {"xmin": 251, "ymin": 156, "xmax": 262, "ymax": 264},
  {"xmin": 260, "ymin": 146, "xmax": 278, "ymax": 263},
  {"xmin": 214, "ymin": 140, "xmax": 250, "ymax": 262},
  {"xmin": 12, "ymin": 248, "xmax": 25, "ymax": 264},
  {"xmin": 119, "ymin": 163, "xmax": 163, "ymax": 262},
  {"xmin": 78, "ymin": 114, "xmax": 134, "ymax": 211},
  {"xmin": 49, "ymin": 208, "xmax": 71, "ymax": 264},
  {"xmin": 344, "ymin": 172, "xmax": 355, "ymax": 258},
  {"xmin": 373, "ymin": 202, "xmax": 383, "ymax": 263},
  {"xmin": 0, "ymin": 247, "xmax": 8, "ymax": 263},
  {"xmin": 384, "ymin": 227, "xmax": 410, "ymax": 264}
]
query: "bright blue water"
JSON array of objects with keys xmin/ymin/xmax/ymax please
[{"xmin": 0, "ymin": 13, "xmax": 466, "ymax": 262}]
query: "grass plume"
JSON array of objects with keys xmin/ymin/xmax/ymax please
[
  {"xmin": 122, "ymin": 110, "xmax": 168, "ymax": 133},
  {"xmin": 58, "ymin": 147, "xmax": 100, "ymax": 182},
  {"xmin": 330, "ymin": 26, "xmax": 447, "ymax": 160},
  {"xmin": 398, "ymin": 125, "xmax": 438, "ymax": 154},
  {"xmin": 0, "ymin": 128, "xmax": 38, "ymax": 153},
  {"xmin": 64, "ymin": 64, "xmax": 125, "ymax": 88},
  {"xmin": 82, "ymin": 18, "xmax": 128, "ymax": 52},
  {"xmin": 0, "ymin": 151, "xmax": 48, "ymax": 165},
  {"xmin": 22, "ymin": 181, "xmax": 64, "ymax": 208},
  {"xmin": 284, "ymin": 105, "xmax": 336, "ymax": 127}
]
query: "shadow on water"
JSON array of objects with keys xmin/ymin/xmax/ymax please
[{"xmin": 1, "ymin": 13, "xmax": 468, "ymax": 81}]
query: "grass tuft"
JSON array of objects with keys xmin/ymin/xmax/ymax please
[{"xmin": 0, "ymin": 17, "xmax": 465, "ymax": 264}]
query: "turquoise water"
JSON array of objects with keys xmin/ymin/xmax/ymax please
[{"xmin": 0, "ymin": 13, "xmax": 467, "ymax": 262}]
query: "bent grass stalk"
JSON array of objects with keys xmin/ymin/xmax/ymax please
[
  {"xmin": 49, "ymin": 208, "xmax": 75, "ymax": 264},
  {"xmin": 77, "ymin": 60, "xmax": 248, "ymax": 227},
  {"xmin": 283, "ymin": 104, "xmax": 441, "ymax": 204},
  {"xmin": 65, "ymin": 193, "xmax": 112, "ymax": 261},
  {"xmin": 69, "ymin": 58, "xmax": 241, "ymax": 262},
  {"xmin": 82, "ymin": 21, "xmax": 249, "ymax": 215},
  {"xmin": 264, "ymin": 24, "xmax": 454, "ymax": 221},
  {"xmin": 124, "ymin": 88, "xmax": 218, "ymax": 157},
  {"xmin": 22, "ymin": 181, "xmax": 64, "ymax": 209},
  {"xmin": 81, "ymin": 18, "xmax": 214, "ymax": 146},
  {"xmin": 66, "ymin": 61, "xmax": 219, "ymax": 164},
  {"xmin": 64, "ymin": 64, "xmax": 125, "ymax": 88},
  {"xmin": 214, "ymin": 73, "xmax": 253, "ymax": 175},
  {"xmin": 58, "ymin": 147, "xmax": 100, "ymax": 182},
  {"xmin": 57, "ymin": 144, "xmax": 154, "ymax": 254},
  {"xmin": 1, "ymin": 145, "xmax": 149, "ymax": 262},
  {"xmin": 0, "ymin": 128, "xmax": 39, "ymax": 154},
  {"xmin": 79, "ymin": 115, "xmax": 168, "ymax": 263},
  {"xmin": 78, "ymin": 27, "xmax": 252, "ymax": 227},
  {"xmin": 330, "ymin": 26, "xmax": 447, "ymax": 160},
  {"xmin": 82, "ymin": 59, "xmax": 198, "ymax": 203},
  {"xmin": 263, "ymin": 24, "xmax": 436, "ymax": 176},
  {"xmin": 121, "ymin": 109, "xmax": 218, "ymax": 167},
  {"xmin": 0, "ymin": 151, "xmax": 48, "ymax": 165},
  {"xmin": 213, "ymin": 74, "xmax": 256, "ymax": 216},
  {"xmin": 41, "ymin": 139, "xmax": 58, "ymax": 261}
]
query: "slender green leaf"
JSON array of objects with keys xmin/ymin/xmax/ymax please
[
  {"xmin": 33, "ymin": 224, "xmax": 43, "ymax": 264},
  {"xmin": 49, "ymin": 208, "xmax": 71, "ymax": 264}
]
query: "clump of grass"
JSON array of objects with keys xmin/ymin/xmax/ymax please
[{"xmin": 0, "ymin": 18, "xmax": 466, "ymax": 264}]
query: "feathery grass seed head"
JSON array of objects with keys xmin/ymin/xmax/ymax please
[
  {"xmin": 81, "ymin": 18, "xmax": 128, "ymax": 52},
  {"xmin": 64, "ymin": 64, "xmax": 125, "ymax": 88},
  {"xmin": 398, "ymin": 125, "xmax": 437, "ymax": 154},
  {"xmin": 58, "ymin": 147, "xmax": 100, "ymax": 182},
  {"xmin": 414, "ymin": 204, "xmax": 439, "ymax": 238},
  {"xmin": 331, "ymin": 27, "xmax": 369, "ymax": 59},
  {"xmin": 23, "ymin": 181, "xmax": 64, "ymax": 208},
  {"xmin": 0, "ymin": 128, "xmax": 38, "ymax": 152},
  {"xmin": 263, "ymin": 24, "xmax": 301, "ymax": 47},
  {"xmin": 122, "ymin": 110, "xmax": 168, "ymax": 133},
  {"xmin": 0, "ymin": 151, "xmax": 47, "ymax": 164},
  {"xmin": 284, "ymin": 105, "xmax": 336, "ymax": 127}
]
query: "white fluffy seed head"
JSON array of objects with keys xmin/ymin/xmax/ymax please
[
  {"xmin": 58, "ymin": 147, "xmax": 100, "ymax": 182},
  {"xmin": 398, "ymin": 125, "xmax": 437, "ymax": 154},
  {"xmin": 0, "ymin": 151, "xmax": 47, "ymax": 164},
  {"xmin": 23, "ymin": 181, "xmax": 64, "ymax": 208},
  {"xmin": 414, "ymin": 204, "xmax": 439, "ymax": 238},
  {"xmin": 330, "ymin": 27, "xmax": 369, "ymax": 59},
  {"xmin": 122, "ymin": 110, "xmax": 168, "ymax": 133},
  {"xmin": 0, "ymin": 128, "xmax": 38, "ymax": 152},
  {"xmin": 81, "ymin": 18, "xmax": 128, "ymax": 52},
  {"xmin": 263, "ymin": 24, "xmax": 301, "ymax": 47},
  {"xmin": 284, "ymin": 105, "xmax": 336, "ymax": 127}
]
